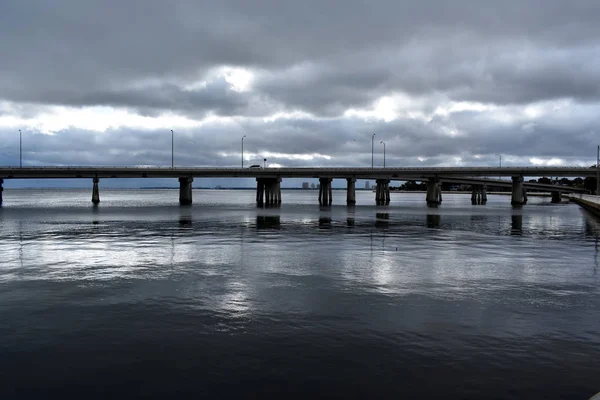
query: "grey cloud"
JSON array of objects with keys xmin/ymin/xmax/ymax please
[{"xmin": 2, "ymin": 0, "xmax": 600, "ymax": 111}]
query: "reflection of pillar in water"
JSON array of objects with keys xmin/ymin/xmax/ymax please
[
  {"xmin": 375, "ymin": 212, "xmax": 389, "ymax": 228},
  {"xmin": 510, "ymin": 214, "xmax": 523, "ymax": 235},
  {"xmin": 256, "ymin": 215, "xmax": 281, "ymax": 229},
  {"xmin": 319, "ymin": 217, "xmax": 332, "ymax": 228},
  {"xmin": 347, "ymin": 205, "xmax": 355, "ymax": 227},
  {"xmin": 426, "ymin": 214, "xmax": 441, "ymax": 228}
]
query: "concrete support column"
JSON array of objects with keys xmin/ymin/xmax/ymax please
[
  {"xmin": 319, "ymin": 178, "xmax": 332, "ymax": 205},
  {"xmin": 346, "ymin": 178, "xmax": 356, "ymax": 205},
  {"xmin": 92, "ymin": 177, "xmax": 100, "ymax": 205},
  {"xmin": 385, "ymin": 181, "xmax": 391, "ymax": 203},
  {"xmin": 426, "ymin": 178, "xmax": 442, "ymax": 206},
  {"xmin": 265, "ymin": 181, "xmax": 272, "ymax": 205},
  {"xmin": 179, "ymin": 177, "xmax": 193, "ymax": 205},
  {"xmin": 471, "ymin": 185, "xmax": 488, "ymax": 205},
  {"xmin": 276, "ymin": 179, "xmax": 282, "ymax": 204},
  {"xmin": 256, "ymin": 178, "xmax": 264, "ymax": 204},
  {"xmin": 511, "ymin": 176, "xmax": 526, "ymax": 207},
  {"xmin": 375, "ymin": 179, "xmax": 390, "ymax": 205},
  {"xmin": 0, "ymin": 178, "xmax": 3, "ymax": 205},
  {"xmin": 551, "ymin": 191, "xmax": 561, "ymax": 203}
]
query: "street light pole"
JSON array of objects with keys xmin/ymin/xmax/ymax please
[
  {"xmin": 495, "ymin": 153, "xmax": 502, "ymax": 168},
  {"xmin": 241, "ymin": 135, "xmax": 246, "ymax": 168},
  {"xmin": 596, "ymin": 144, "xmax": 600, "ymax": 196},
  {"xmin": 19, "ymin": 129, "xmax": 22, "ymax": 168},
  {"xmin": 371, "ymin": 133, "xmax": 376, "ymax": 168},
  {"xmin": 171, "ymin": 130, "xmax": 174, "ymax": 169},
  {"xmin": 380, "ymin": 140, "xmax": 386, "ymax": 168}
]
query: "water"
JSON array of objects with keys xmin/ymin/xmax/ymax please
[{"xmin": 1, "ymin": 189, "xmax": 599, "ymax": 399}]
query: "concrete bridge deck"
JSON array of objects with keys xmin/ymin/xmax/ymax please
[
  {"xmin": 0, "ymin": 166, "xmax": 596, "ymax": 179},
  {"xmin": 0, "ymin": 166, "xmax": 595, "ymax": 207}
]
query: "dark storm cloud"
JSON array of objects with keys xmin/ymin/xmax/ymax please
[
  {"xmin": 1, "ymin": 0, "xmax": 600, "ymax": 173},
  {"xmin": 2, "ymin": 0, "xmax": 600, "ymax": 112}
]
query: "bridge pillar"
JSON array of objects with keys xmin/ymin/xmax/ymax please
[
  {"xmin": 92, "ymin": 177, "xmax": 100, "ymax": 204},
  {"xmin": 258, "ymin": 178, "xmax": 282, "ymax": 206},
  {"xmin": 0, "ymin": 178, "xmax": 3, "ymax": 205},
  {"xmin": 426, "ymin": 178, "xmax": 442, "ymax": 206},
  {"xmin": 319, "ymin": 178, "xmax": 332, "ymax": 205},
  {"xmin": 346, "ymin": 177, "xmax": 356, "ymax": 205},
  {"xmin": 179, "ymin": 177, "xmax": 193, "ymax": 205},
  {"xmin": 471, "ymin": 185, "xmax": 487, "ymax": 205},
  {"xmin": 551, "ymin": 191, "xmax": 561, "ymax": 203},
  {"xmin": 375, "ymin": 179, "xmax": 390, "ymax": 205},
  {"xmin": 256, "ymin": 178, "xmax": 264, "ymax": 204},
  {"xmin": 511, "ymin": 176, "xmax": 526, "ymax": 207}
]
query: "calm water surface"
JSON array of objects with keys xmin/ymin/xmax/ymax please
[{"xmin": 1, "ymin": 189, "xmax": 599, "ymax": 399}]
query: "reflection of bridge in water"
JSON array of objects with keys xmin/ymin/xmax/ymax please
[{"xmin": 0, "ymin": 166, "xmax": 594, "ymax": 208}]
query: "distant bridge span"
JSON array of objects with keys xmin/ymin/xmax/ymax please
[
  {"xmin": 0, "ymin": 166, "xmax": 595, "ymax": 179},
  {"xmin": 0, "ymin": 166, "xmax": 595, "ymax": 207}
]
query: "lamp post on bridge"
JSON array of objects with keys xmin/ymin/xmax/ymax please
[
  {"xmin": 19, "ymin": 129, "xmax": 22, "ymax": 168},
  {"xmin": 596, "ymin": 144, "xmax": 600, "ymax": 196},
  {"xmin": 380, "ymin": 140, "xmax": 386, "ymax": 168},
  {"xmin": 171, "ymin": 130, "xmax": 174, "ymax": 169},
  {"xmin": 495, "ymin": 153, "xmax": 501, "ymax": 180},
  {"xmin": 371, "ymin": 133, "xmax": 376, "ymax": 169},
  {"xmin": 241, "ymin": 135, "xmax": 246, "ymax": 168}
]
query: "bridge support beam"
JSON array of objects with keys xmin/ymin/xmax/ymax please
[
  {"xmin": 551, "ymin": 191, "xmax": 561, "ymax": 203},
  {"xmin": 319, "ymin": 178, "xmax": 332, "ymax": 205},
  {"xmin": 426, "ymin": 178, "xmax": 442, "ymax": 206},
  {"xmin": 346, "ymin": 177, "xmax": 356, "ymax": 205},
  {"xmin": 92, "ymin": 177, "xmax": 100, "ymax": 204},
  {"xmin": 375, "ymin": 179, "xmax": 390, "ymax": 205},
  {"xmin": 511, "ymin": 176, "xmax": 527, "ymax": 207},
  {"xmin": 179, "ymin": 177, "xmax": 193, "ymax": 205},
  {"xmin": 471, "ymin": 184, "xmax": 487, "ymax": 205},
  {"xmin": 256, "ymin": 178, "xmax": 282, "ymax": 206}
]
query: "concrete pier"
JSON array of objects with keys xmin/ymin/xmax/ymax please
[
  {"xmin": 256, "ymin": 178, "xmax": 282, "ymax": 206},
  {"xmin": 471, "ymin": 184, "xmax": 487, "ymax": 204},
  {"xmin": 375, "ymin": 179, "xmax": 390, "ymax": 205},
  {"xmin": 92, "ymin": 177, "xmax": 100, "ymax": 204},
  {"xmin": 0, "ymin": 178, "xmax": 3, "ymax": 205},
  {"xmin": 569, "ymin": 194, "xmax": 600, "ymax": 217},
  {"xmin": 346, "ymin": 177, "xmax": 356, "ymax": 205},
  {"xmin": 179, "ymin": 177, "xmax": 193, "ymax": 205},
  {"xmin": 319, "ymin": 178, "xmax": 332, "ymax": 205},
  {"xmin": 511, "ymin": 176, "xmax": 527, "ymax": 207},
  {"xmin": 551, "ymin": 191, "xmax": 561, "ymax": 203},
  {"xmin": 426, "ymin": 178, "xmax": 442, "ymax": 206}
]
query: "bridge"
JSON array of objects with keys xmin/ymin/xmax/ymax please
[{"xmin": 0, "ymin": 166, "xmax": 595, "ymax": 207}]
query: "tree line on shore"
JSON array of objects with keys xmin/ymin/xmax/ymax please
[{"xmin": 391, "ymin": 176, "xmax": 598, "ymax": 193}]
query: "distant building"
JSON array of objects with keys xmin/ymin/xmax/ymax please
[
  {"xmin": 310, "ymin": 183, "xmax": 316, "ymax": 189},
  {"xmin": 364, "ymin": 181, "xmax": 371, "ymax": 190},
  {"xmin": 302, "ymin": 182, "xmax": 309, "ymax": 189}
]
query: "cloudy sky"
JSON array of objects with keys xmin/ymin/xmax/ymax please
[{"xmin": 1, "ymin": 0, "xmax": 599, "ymax": 185}]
